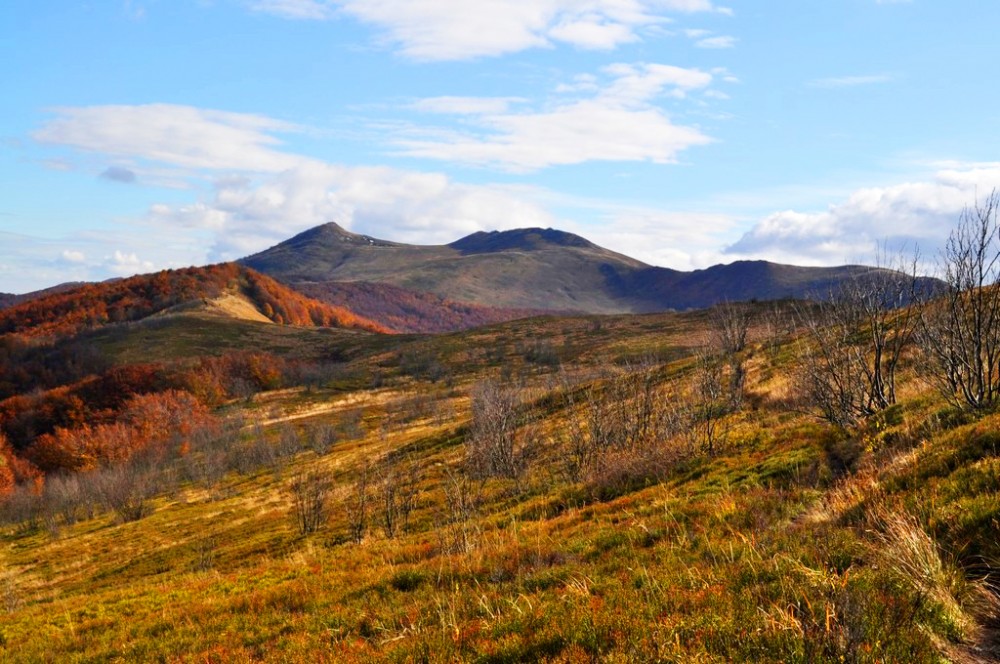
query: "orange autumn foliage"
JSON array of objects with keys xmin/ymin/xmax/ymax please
[
  {"xmin": 27, "ymin": 390, "xmax": 216, "ymax": 473},
  {"xmin": 0, "ymin": 263, "xmax": 389, "ymax": 338}
]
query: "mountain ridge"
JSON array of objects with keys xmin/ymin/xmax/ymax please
[{"xmin": 241, "ymin": 222, "xmax": 929, "ymax": 316}]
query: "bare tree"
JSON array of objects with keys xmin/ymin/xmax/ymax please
[
  {"xmin": 289, "ymin": 469, "xmax": 329, "ymax": 535},
  {"xmin": 709, "ymin": 301, "xmax": 754, "ymax": 409},
  {"xmin": 437, "ymin": 467, "xmax": 482, "ymax": 554},
  {"xmin": 466, "ymin": 379, "xmax": 529, "ymax": 480},
  {"xmin": 920, "ymin": 191, "xmax": 1000, "ymax": 410},
  {"xmin": 344, "ymin": 463, "xmax": 370, "ymax": 544},
  {"xmin": 795, "ymin": 247, "xmax": 922, "ymax": 428},
  {"xmin": 376, "ymin": 452, "xmax": 419, "ymax": 538},
  {"xmin": 94, "ymin": 463, "xmax": 158, "ymax": 523},
  {"xmin": 668, "ymin": 351, "xmax": 733, "ymax": 456}
]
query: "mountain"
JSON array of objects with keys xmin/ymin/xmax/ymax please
[
  {"xmin": 242, "ymin": 222, "xmax": 928, "ymax": 314},
  {"xmin": 0, "ymin": 263, "xmax": 389, "ymax": 339},
  {"xmin": 241, "ymin": 223, "xmax": 646, "ymax": 313}
]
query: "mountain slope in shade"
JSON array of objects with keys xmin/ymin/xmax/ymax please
[
  {"xmin": 0, "ymin": 263, "xmax": 389, "ymax": 339},
  {"xmin": 293, "ymin": 280, "xmax": 553, "ymax": 334},
  {"xmin": 0, "ymin": 294, "xmax": 15, "ymax": 309},
  {"xmin": 243, "ymin": 222, "xmax": 929, "ymax": 314}
]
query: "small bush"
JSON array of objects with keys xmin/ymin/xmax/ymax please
[{"xmin": 389, "ymin": 569, "xmax": 425, "ymax": 592}]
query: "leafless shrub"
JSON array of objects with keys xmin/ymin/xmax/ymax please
[
  {"xmin": 795, "ymin": 247, "xmax": 922, "ymax": 429},
  {"xmin": 276, "ymin": 423, "xmax": 302, "ymax": 458},
  {"xmin": 289, "ymin": 469, "xmax": 329, "ymax": 535},
  {"xmin": 234, "ymin": 423, "xmax": 279, "ymax": 474},
  {"xmin": 661, "ymin": 352, "xmax": 734, "ymax": 457},
  {"xmin": 307, "ymin": 422, "xmax": 338, "ymax": 455},
  {"xmin": 436, "ymin": 468, "xmax": 482, "ymax": 554},
  {"xmin": 344, "ymin": 463, "xmax": 371, "ymax": 544},
  {"xmin": 42, "ymin": 473, "xmax": 85, "ymax": 526},
  {"xmin": 0, "ymin": 486, "xmax": 41, "ymax": 533},
  {"xmin": 582, "ymin": 362, "xmax": 669, "ymax": 456},
  {"xmin": 94, "ymin": 464, "xmax": 157, "ymax": 523},
  {"xmin": 919, "ymin": 191, "xmax": 1000, "ymax": 410},
  {"xmin": 466, "ymin": 379, "xmax": 532, "ymax": 481},
  {"xmin": 182, "ymin": 447, "xmax": 228, "ymax": 490},
  {"xmin": 376, "ymin": 452, "xmax": 420, "ymax": 539},
  {"xmin": 710, "ymin": 301, "xmax": 754, "ymax": 409}
]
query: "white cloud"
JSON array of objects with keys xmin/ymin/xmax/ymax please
[
  {"xmin": 246, "ymin": 0, "xmax": 728, "ymax": 60},
  {"xmin": 27, "ymin": 103, "xmax": 565, "ymax": 288},
  {"xmin": 159, "ymin": 163, "xmax": 558, "ymax": 261},
  {"xmin": 395, "ymin": 62, "xmax": 718, "ymax": 171},
  {"xmin": 571, "ymin": 210, "xmax": 740, "ymax": 270},
  {"xmin": 808, "ymin": 74, "xmax": 893, "ymax": 89},
  {"xmin": 60, "ymin": 250, "xmax": 86, "ymax": 263},
  {"xmin": 106, "ymin": 250, "xmax": 155, "ymax": 276},
  {"xmin": 33, "ymin": 104, "xmax": 304, "ymax": 173},
  {"xmin": 725, "ymin": 163, "xmax": 1000, "ymax": 266},
  {"xmin": 412, "ymin": 97, "xmax": 527, "ymax": 115},
  {"xmin": 695, "ymin": 35, "xmax": 736, "ymax": 49}
]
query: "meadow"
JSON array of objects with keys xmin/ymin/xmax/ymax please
[{"xmin": 2, "ymin": 302, "xmax": 998, "ymax": 663}]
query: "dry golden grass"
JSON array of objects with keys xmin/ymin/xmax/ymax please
[{"xmin": 2, "ymin": 305, "xmax": 999, "ymax": 662}]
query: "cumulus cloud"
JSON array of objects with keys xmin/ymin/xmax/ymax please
[
  {"xmin": 147, "ymin": 162, "xmax": 558, "ymax": 261},
  {"xmin": 570, "ymin": 209, "xmax": 740, "ymax": 270},
  {"xmin": 25, "ymin": 100, "xmax": 730, "ymax": 291},
  {"xmin": 246, "ymin": 0, "xmax": 729, "ymax": 60},
  {"xmin": 725, "ymin": 163, "xmax": 1000, "ymax": 266},
  {"xmin": 30, "ymin": 102, "xmax": 564, "ymax": 272},
  {"xmin": 105, "ymin": 250, "xmax": 156, "ymax": 276},
  {"xmin": 397, "ymin": 62, "xmax": 719, "ymax": 171},
  {"xmin": 99, "ymin": 166, "xmax": 137, "ymax": 183}
]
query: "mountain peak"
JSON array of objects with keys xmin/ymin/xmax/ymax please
[
  {"xmin": 282, "ymin": 222, "xmax": 399, "ymax": 250},
  {"xmin": 449, "ymin": 227, "xmax": 597, "ymax": 254}
]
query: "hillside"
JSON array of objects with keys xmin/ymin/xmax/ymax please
[
  {"xmin": 1, "ymin": 304, "xmax": 998, "ymax": 662},
  {"xmin": 0, "ymin": 263, "xmax": 389, "ymax": 339},
  {"xmin": 293, "ymin": 280, "xmax": 551, "ymax": 333},
  {"xmin": 0, "ymin": 282, "xmax": 87, "ymax": 310},
  {"xmin": 242, "ymin": 222, "xmax": 928, "ymax": 314}
]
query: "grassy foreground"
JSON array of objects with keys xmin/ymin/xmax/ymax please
[{"xmin": 2, "ymin": 310, "xmax": 999, "ymax": 662}]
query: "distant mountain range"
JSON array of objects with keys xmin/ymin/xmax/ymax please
[
  {"xmin": 1, "ymin": 222, "xmax": 937, "ymax": 336},
  {"xmin": 241, "ymin": 222, "xmax": 928, "ymax": 317}
]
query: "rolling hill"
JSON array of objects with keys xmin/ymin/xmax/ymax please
[
  {"xmin": 242, "ymin": 222, "xmax": 929, "ymax": 314},
  {"xmin": 0, "ymin": 263, "xmax": 389, "ymax": 339}
]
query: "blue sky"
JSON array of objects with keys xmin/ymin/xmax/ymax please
[{"xmin": 3, "ymin": 0, "xmax": 1000, "ymax": 293}]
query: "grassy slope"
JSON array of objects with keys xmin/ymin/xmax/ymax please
[{"xmin": 2, "ymin": 309, "xmax": 999, "ymax": 662}]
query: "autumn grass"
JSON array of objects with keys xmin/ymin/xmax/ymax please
[{"xmin": 2, "ymin": 309, "xmax": 999, "ymax": 662}]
